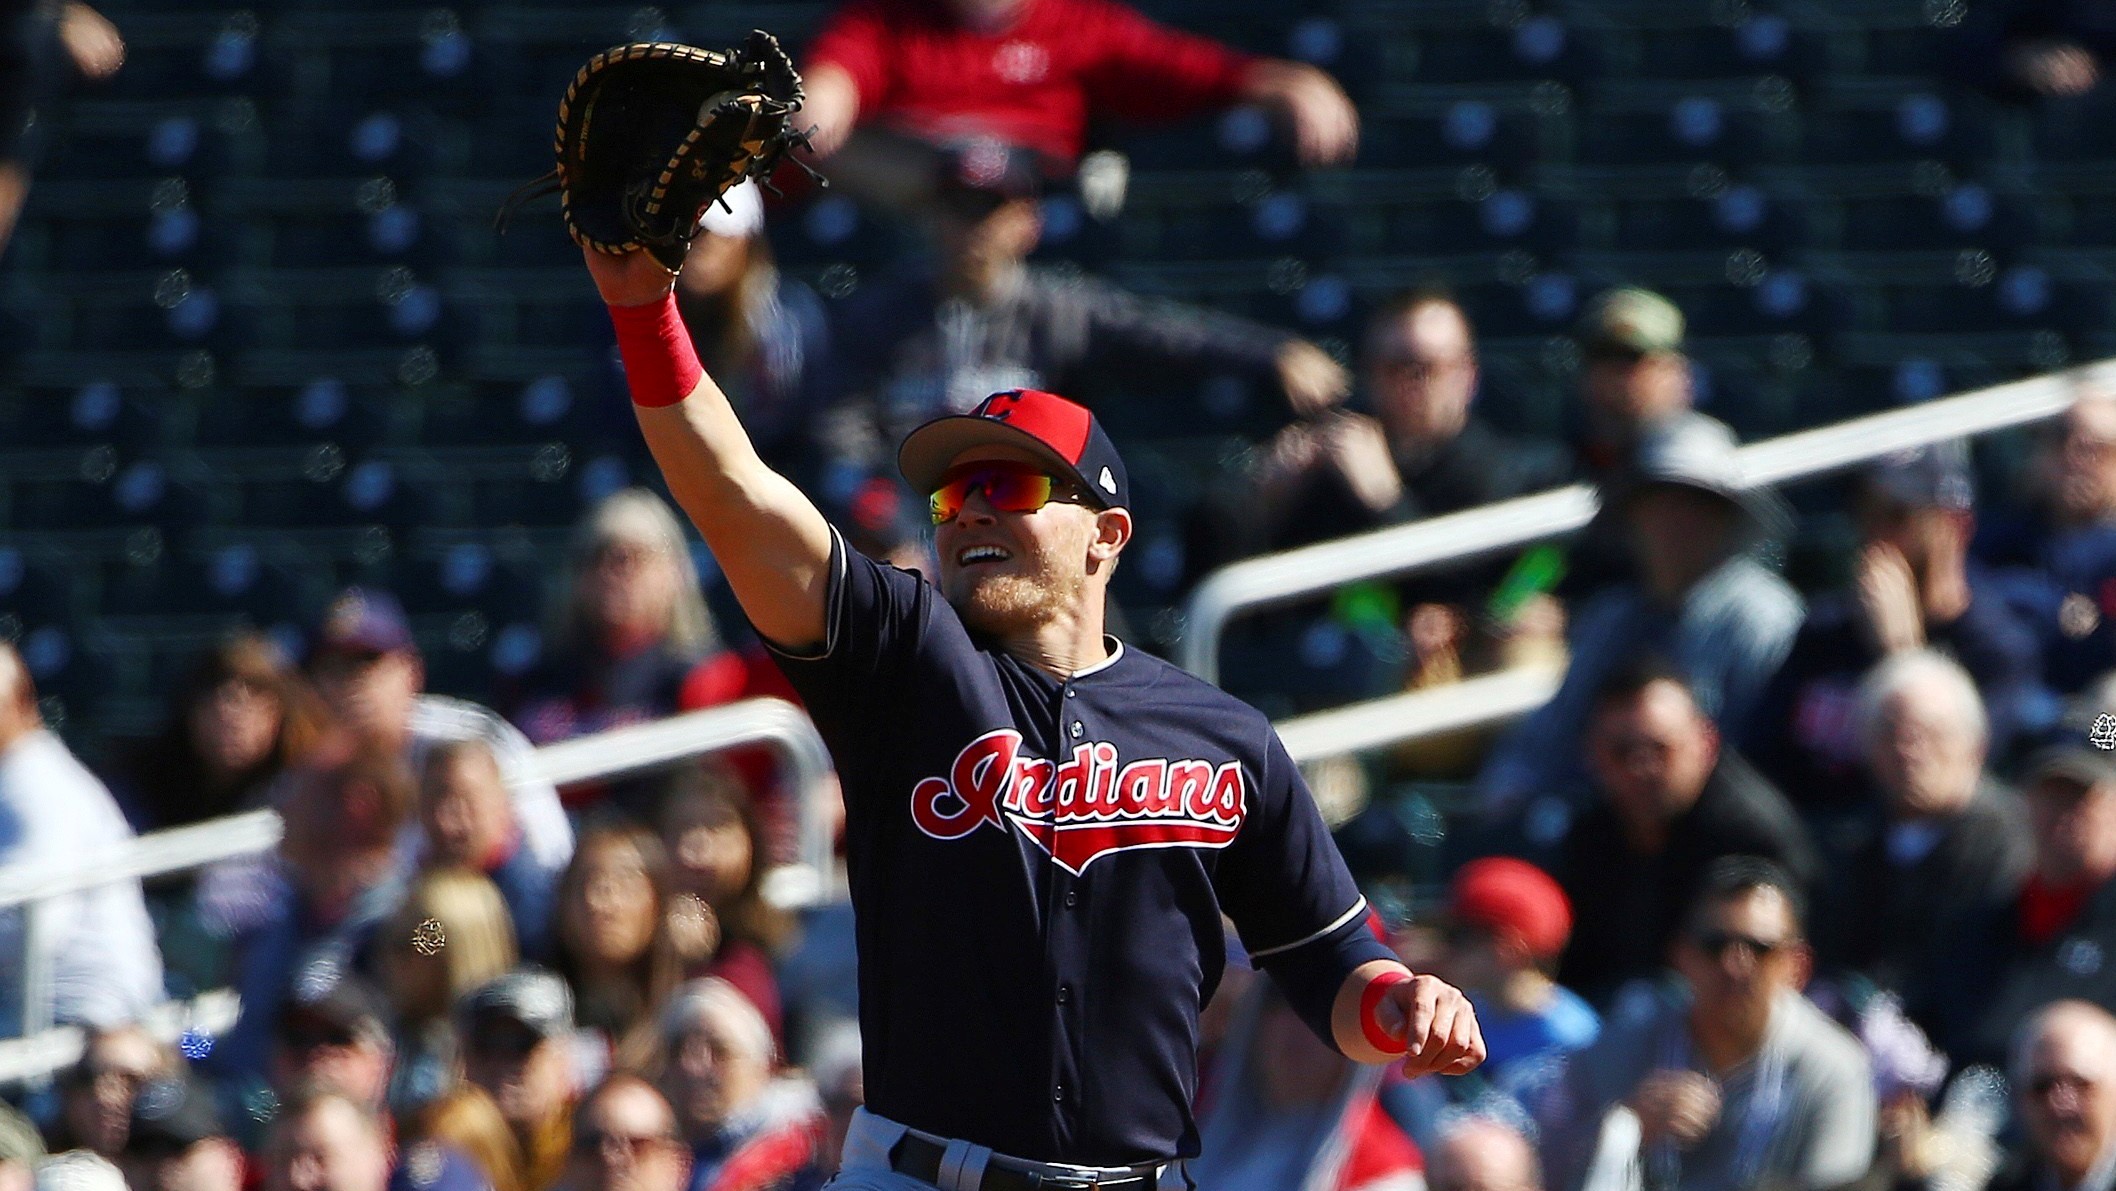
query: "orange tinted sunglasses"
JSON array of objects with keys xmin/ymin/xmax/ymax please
[{"xmin": 928, "ymin": 461, "xmax": 1090, "ymax": 525}]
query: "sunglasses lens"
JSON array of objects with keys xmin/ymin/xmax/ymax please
[
  {"xmin": 982, "ymin": 470, "xmax": 1051, "ymax": 512},
  {"xmin": 929, "ymin": 467, "xmax": 1055, "ymax": 524},
  {"xmin": 929, "ymin": 480, "xmax": 965, "ymax": 526}
]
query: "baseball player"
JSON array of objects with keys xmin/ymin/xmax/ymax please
[{"xmin": 582, "ymin": 245, "xmax": 1485, "ymax": 1190}]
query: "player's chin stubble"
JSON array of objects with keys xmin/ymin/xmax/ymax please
[{"xmin": 949, "ymin": 553, "xmax": 1084, "ymax": 637}]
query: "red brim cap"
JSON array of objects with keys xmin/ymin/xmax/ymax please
[{"xmin": 898, "ymin": 389, "xmax": 1128, "ymax": 509}]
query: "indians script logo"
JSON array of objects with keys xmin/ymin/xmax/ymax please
[{"xmin": 910, "ymin": 729, "xmax": 1246, "ymax": 874}]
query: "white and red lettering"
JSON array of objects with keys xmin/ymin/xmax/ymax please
[{"xmin": 909, "ymin": 733, "xmax": 1247, "ymax": 874}]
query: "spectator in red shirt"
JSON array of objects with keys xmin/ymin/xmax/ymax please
[{"xmin": 798, "ymin": 0, "xmax": 1357, "ymax": 207}]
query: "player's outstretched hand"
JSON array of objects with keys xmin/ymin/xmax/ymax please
[
  {"xmin": 1375, "ymin": 972, "xmax": 1486, "ymax": 1079},
  {"xmin": 583, "ymin": 245, "xmax": 679, "ymax": 307}
]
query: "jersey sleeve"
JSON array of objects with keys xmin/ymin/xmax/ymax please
[
  {"xmin": 804, "ymin": 0, "xmax": 894, "ymax": 114},
  {"xmin": 1215, "ymin": 729, "xmax": 1394, "ymax": 1053},
  {"xmin": 1075, "ymin": 0, "xmax": 1258, "ymax": 125},
  {"xmin": 763, "ymin": 528, "xmax": 941, "ymax": 772}
]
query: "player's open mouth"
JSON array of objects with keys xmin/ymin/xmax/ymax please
[{"xmin": 957, "ymin": 545, "xmax": 1011, "ymax": 566}]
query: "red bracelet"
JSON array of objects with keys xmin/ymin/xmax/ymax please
[
  {"xmin": 1359, "ymin": 969, "xmax": 1413, "ymax": 1056},
  {"xmin": 607, "ymin": 291, "xmax": 704, "ymax": 408}
]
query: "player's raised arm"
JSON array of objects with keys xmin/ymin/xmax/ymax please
[{"xmin": 585, "ymin": 247, "xmax": 833, "ymax": 652}]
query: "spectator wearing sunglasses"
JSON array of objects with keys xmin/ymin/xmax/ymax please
[
  {"xmin": 1553, "ymin": 288, "xmax": 1705, "ymax": 603},
  {"xmin": 1988, "ymin": 1000, "xmax": 2116, "ymax": 1191},
  {"xmin": 461, "ymin": 970, "xmax": 583, "ymax": 1191},
  {"xmin": 1535, "ymin": 857, "xmax": 1874, "ymax": 1191},
  {"xmin": 558, "ymin": 1077, "xmax": 690, "ymax": 1191}
]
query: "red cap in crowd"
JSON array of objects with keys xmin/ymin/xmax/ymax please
[{"xmin": 1447, "ymin": 857, "xmax": 1572, "ymax": 960}]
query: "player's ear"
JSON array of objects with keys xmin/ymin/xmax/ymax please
[{"xmin": 1088, "ymin": 506, "xmax": 1132, "ymax": 566}]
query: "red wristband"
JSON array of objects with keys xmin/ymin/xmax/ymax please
[
  {"xmin": 607, "ymin": 291, "xmax": 704, "ymax": 408},
  {"xmin": 1359, "ymin": 969, "xmax": 1413, "ymax": 1056}
]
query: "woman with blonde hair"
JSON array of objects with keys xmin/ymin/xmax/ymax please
[
  {"xmin": 502, "ymin": 489, "xmax": 760, "ymax": 807},
  {"xmin": 377, "ymin": 866, "xmax": 520, "ymax": 1114},
  {"xmin": 412, "ymin": 1084, "xmax": 528, "ymax": 1191}
]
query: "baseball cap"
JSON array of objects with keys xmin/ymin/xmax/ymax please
[
  {"xmin": 126, "ymin": 1071, "xmax": 228, "ymax": 1154},
  {"xmin": 2023, "ymin": 742, "xmax": 2116, "ymax": 791},
  {"xmin": 1620, "ymin": 413, "xmax": 1790, "ymax": 541},
  {"xmin": 835, "ymin": 474, "xmax": 929, "ymax": 557},
  {"xmin": 1579, "ymin": 287, "xmax": 1685, "ymax": 356},
  {"xmin": 309, "ymin": 586, "xmax": 414, "ymax": 659},
  {"xmin": 35, "ymin": 1154, "xmax": 125, "ymax": 1191},
  {"xmin": 934, "ymin": 137, "xmax": 1045, "ymax": 202},
  {"xmin": 1864, "ymin": 441, "xmax": 1975, "ymax": 512},
  {"xmin": 459, "ymin": 967, "xmax": 574, "ymax": 1041},
  {"xmin": 898, "ymin": 389, "xmax": 1129, "ymax": 511},
  {"xmin": 1447, "ymin": 857, "xmax": 1572, "ymax": 960},
  {"xmin": 277, "ymin": 970, "xmax": 391, "ymax": 1050}
]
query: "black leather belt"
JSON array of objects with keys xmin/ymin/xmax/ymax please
[{"xmin": 888, "ymin": 1134, "xmax": 1159, "ymax": 1191}]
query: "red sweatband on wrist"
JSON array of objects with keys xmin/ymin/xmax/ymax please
[
  {"xmin": 607, "ymin": 292, "xmax": 704, "ymax": 408},
  {"xmin": 1359, "ymin": 969, "xmax": 1414, "ymax": 1056}
]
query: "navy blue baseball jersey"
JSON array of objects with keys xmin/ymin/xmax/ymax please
[{"xmin": 767, "ymin": 529, "xmax": 1393, "ymax": 1166}]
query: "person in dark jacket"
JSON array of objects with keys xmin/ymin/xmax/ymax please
[
  {"xmin": 1555, "ymin": 660, "xmax": 1817, "ymax": 1007},
  {"xmin": 816, "ymin": 137, "xmax": 1348, "ymax": 484},
  {"xmin": 1810, "ymin": 650, "xmax": 2032, "ymax": 1037},
  {"xmin": 1225, "ymin": 291, "xmax": 1568, "ymax": 561},
  {"xmin": 1192, "ymin": 290, "xmax": 1571, "ymax": 711},
  {"xmin": 1750, "ymin": 441, "xmax": 2052, "ymax": 815},
  {"xmin": 1977, "ymin": 383, "xmax": 2116, "ymax": 695},
  {"xmin": 1936, "ymin": 740, "xmax": 2116, "ymax": 1068},
  {"xmin": 1984, "ymin": 1000, "xmax": 2116, "ymax": 1191}
]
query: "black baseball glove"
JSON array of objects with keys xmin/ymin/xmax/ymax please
[{"xmin": 501, "ymin": 30, "xmax": 816, "ymax": 271}]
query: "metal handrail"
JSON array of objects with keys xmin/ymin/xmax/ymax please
[
  {"xmin": 1177, "ymin": 362, "xmax": 2093, "ymax": 685},
  {"xmin": 0, "ymin": 697, "xmax": 837, "ymax": 912},
  {"xmin": 1276, "ymin": 662, "xmax": 1567, "ymax": 764}
]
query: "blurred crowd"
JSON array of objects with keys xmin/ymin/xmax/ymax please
[{"xmin": 16, "ymin": 0, "xmax": 2116, "ymax": 1189}]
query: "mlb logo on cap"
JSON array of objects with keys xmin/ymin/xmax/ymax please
[{"xmin": 898, "ymin": 389, "xmax": 1130, "ymax": 511}]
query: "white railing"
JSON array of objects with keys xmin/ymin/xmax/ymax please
[
  {"xmin": 1178, "ymin": 363, "xmax": 2092, "ymax": 740},
  {"xmin": 0, "ymin": 696, "xmax": 836, "ymax": 1074}
]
